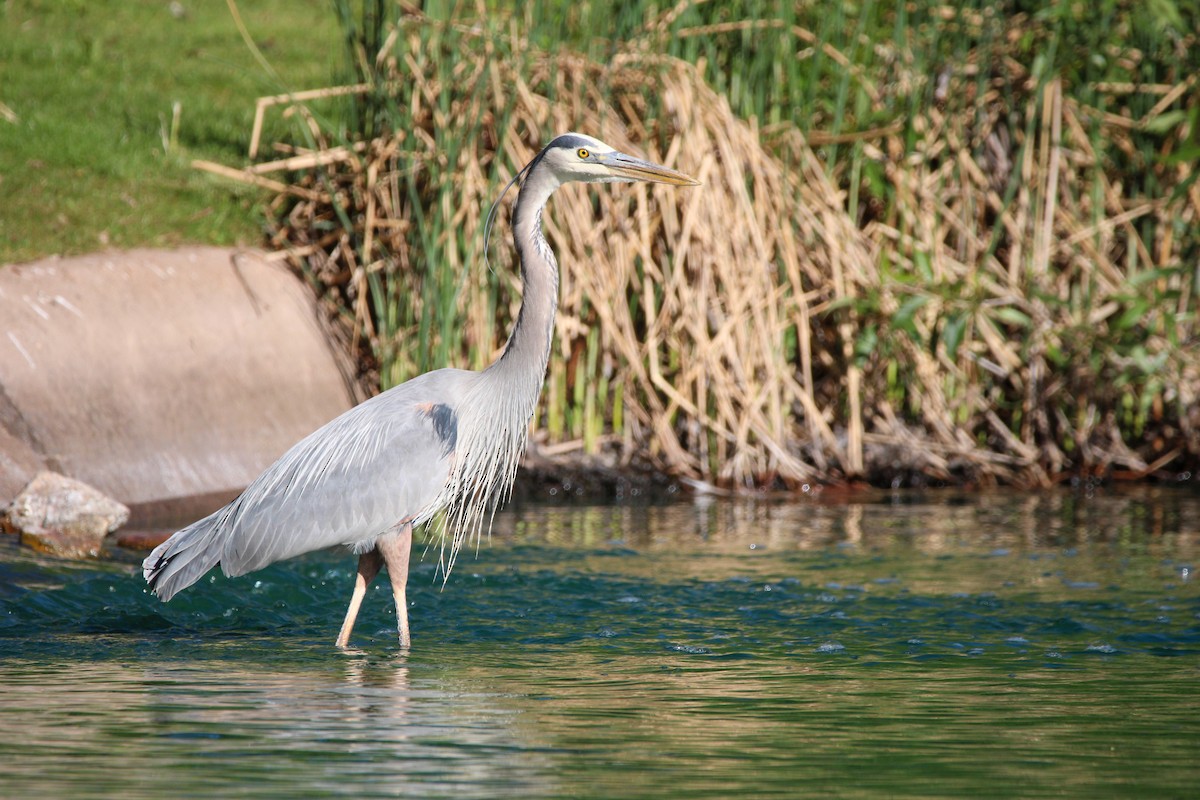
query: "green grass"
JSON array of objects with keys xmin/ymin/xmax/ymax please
[
  {"xmin": 0, "ymin": 0, "xmax": 341, "ymax": 264},
  {"xmin": 3, "ymin": 0, "xmax": 1195, "ymax": 482}
]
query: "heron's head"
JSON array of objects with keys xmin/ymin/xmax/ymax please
[{"xmin": 533, "ymin": 133, "xmax": 700, "ymax": 187}]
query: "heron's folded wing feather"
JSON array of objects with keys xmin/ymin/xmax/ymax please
[{"xmin": 216, "ymin": 383, "xmax": 459, "ymax": 577}]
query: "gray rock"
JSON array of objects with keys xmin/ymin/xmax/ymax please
[
  {"xmin": 0, "ymin": 247, "xmax": 355, "ymax": 517},
  {"xmin": 3, "ymin": 471, "xmax": 129, "ymax": 559}
]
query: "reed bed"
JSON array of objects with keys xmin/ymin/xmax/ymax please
[{"xmin": 208, "ymin": 2, "xmax": 1199, "ymax": 488}]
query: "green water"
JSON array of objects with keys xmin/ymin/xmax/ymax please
[{"xmin": 1, "ymin": 488, "xmax": 1197, "ymax": 798}]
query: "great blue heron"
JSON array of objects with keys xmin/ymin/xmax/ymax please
[{"xmin": 143, "ymin": 132, "xmax": 699, "ymax": 647}]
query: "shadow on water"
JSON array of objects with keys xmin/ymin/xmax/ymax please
[{"xmin": 1, "ymin": 487, "xmax": 1198, "ymax": 798}]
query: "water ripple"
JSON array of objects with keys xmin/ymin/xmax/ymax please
[{"xmin": 2, "ymin": 491, "xmax": 1199, "ymax": 798}]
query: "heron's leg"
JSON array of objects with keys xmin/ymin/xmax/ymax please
[
  {"xmin": 378, "ymin": 523, "xmax": 414, "ymax": 648},
  {"xmin": 336, "ymin": 549, "xmax": 383, "ymax": 648}
]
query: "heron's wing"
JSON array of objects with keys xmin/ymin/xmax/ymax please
[{"xmin": 213, "ymin": 372, "xmax": 466, "ymax": 577}]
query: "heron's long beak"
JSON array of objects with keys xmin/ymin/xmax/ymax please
[{"xmin": 603, "ymin": 152, "xmax": 701, "ymax": 186}]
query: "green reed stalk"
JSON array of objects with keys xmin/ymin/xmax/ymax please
[{"xmin": 303, "ymin": 0, "xmax": 1198, "ymax": 483}]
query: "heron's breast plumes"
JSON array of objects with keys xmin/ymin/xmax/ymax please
[{"xmin": 429, "ymin": 367, "xmax": 543, "ymax": 579}]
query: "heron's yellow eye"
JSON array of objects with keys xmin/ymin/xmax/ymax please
[{"xmin": 577, "ymin": 148, "xmax": 590, "ymax": 159}]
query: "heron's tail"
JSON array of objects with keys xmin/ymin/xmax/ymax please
[{"xmin": 142, "ymin": 511, "xmax": 224, "ymax": 601}]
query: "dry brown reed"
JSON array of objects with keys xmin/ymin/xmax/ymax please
[
  {"xmin": 206, "ymin": 13, "xmax": 1199, "ymax": 489},
  {"xmin": 825, "ymin": 61, "xmax": 1200, "ymax": 485}
]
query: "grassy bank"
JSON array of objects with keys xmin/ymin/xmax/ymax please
[
  {"xmin": 0, "ymin": 0, "xmax": 339, "ymax": 263},
  {"xmin": 8, "ymin": 1, "xmax": 1195, "ymax": 489}
]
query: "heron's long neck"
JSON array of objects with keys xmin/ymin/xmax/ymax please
[{"xmin": 489, "ymin": 170, "xmax": 560, "ymax": 389}]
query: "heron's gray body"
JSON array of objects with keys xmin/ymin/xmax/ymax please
[
  {"xmin": 142, "ymin": 132, "xmax": 698, "ymax": 646},
  {"xmin": 145, "ymin": 368, "xmax": 475, "ymax": 600}
]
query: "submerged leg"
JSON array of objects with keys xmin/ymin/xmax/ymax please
[
  {"xmin": 378, "ymin": 523, "xmax": 414, "ymax": 647},
  {"xmin": 336, "ymin": 549, "xmax": 383, "ymax": 648}
]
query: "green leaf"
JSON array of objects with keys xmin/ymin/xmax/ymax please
[
  {"xmin": 1143, "ymin": 109, "xmax": 1188, "ymax": 134},
  {"xmin": 1161, "ymin": 144, "xmax": 1200, "ymax": 168},
  {"xmin": 854, "ymin": 324, "xmax": 878, "ymax": 364},
  {"xmin": 991, "ymin": 306, "xmax": 1032, "ymax": 328},
  {"xmin": 891, "ymin": 295, "xmax": 930, "ymax": 341},
  {"xmin": 1167, "ymin": 168, "xmax": 1199, "ymax": 203},
  {"xmin": 1128, "ymin": 267, "xmax": 1181, "ymax": 287},
  {"xmin": 913, "ymin": 250, "xmax": 933, "ymax": 282},
  {"xmin": 863, "ymin": 159, "xmax": 888, "ymax": 201},
  {"xmin": 942, "ymin": 313, "xmax": 968, "ymax": 359},
  {"xmin": 1146, "ymin": 0, "xmax": 1186, "ymax": 31},
  {"xmin": 1045, "ymin": 343, "xmax": 1067, "ymax": 367},
  {"xmin": 1114, "ymin": 300, "xmax": 1149, "ymax": 331}
]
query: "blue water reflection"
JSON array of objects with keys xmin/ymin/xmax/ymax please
[{"xmin": 1, "ymin": 488, "xmax": 1197, "ymax": 798}]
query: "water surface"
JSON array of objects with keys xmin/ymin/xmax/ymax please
[{"xmin": 2, "ymin": 487, "xmax": 1197, "ymax": 797}]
